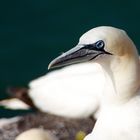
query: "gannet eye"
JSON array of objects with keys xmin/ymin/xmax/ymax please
[
  {"xmin": 84, "ymin": 40, "xmax": 105, "ymax": 50},
  {"xmin": 95, "ymin": 40, "xmax": 105, "ymax": 49}
]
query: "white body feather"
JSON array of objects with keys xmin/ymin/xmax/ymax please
[{"xmin": 29, "ymin": 62, "xmax": 105, "ymax": 118}]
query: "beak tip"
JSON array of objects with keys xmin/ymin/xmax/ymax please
[
  {"xmin": 48, "ymin": 63, "xmax": 53, "ymax": 70},
  {"xmin": 48, "ymin": 66, "xmax": 50, "ymax": 70},
  {"xmin": 48, "ymin": 55, "xmax": 64, "ymax": 70},
  {"xmin": 48, "ymin": 59, "xmax": 57, "ymax": 70}
]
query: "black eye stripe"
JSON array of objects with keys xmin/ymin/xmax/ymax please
[
  {"xmin": 84, "ymin": 44, "xmax": 95, "ymax": 49},
  {"xmin": 84, "ymin": 40, "xmax": 105, "ymax": 50}
]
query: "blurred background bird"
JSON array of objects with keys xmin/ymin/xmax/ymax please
[{"xmin": 0, "ymin": 62, "xmax": 103, "ymax": 119}]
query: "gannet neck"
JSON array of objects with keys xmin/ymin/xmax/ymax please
[{"xmin": 98, "ymin": 43, "xmax": 140, "ymax": 104}]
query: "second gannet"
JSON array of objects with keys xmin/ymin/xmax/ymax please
[
  {"xmin": 1, "ymin": 62, "xmax": 104, "ymax": 119},
  {"xmin": 28, "ymin": 62, "xmax": 104, "ymax": 118},
  {"xmin": 48, "ymin": 26, "xmax": 140, "ymax": 140}
]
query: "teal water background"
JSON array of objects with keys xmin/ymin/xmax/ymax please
[{"xmin": 0, "ymin": 0, "xmax": 140, "ymax": 117}]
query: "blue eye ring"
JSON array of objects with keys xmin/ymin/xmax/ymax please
[{"xmin": 95, "ymin": 40, "xmax": 105, "ymax": 49}]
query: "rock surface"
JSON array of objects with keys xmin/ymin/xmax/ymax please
[{"xmin": 0, "ymin": 112, "xmax": 95, "ymax": 140}]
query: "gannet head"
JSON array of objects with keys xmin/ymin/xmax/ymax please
[
  {"xmin": 48, "ymin": 26, "xmax": 138, "ymax": 69},
  {"xmin": 48, "ymin": 26, "xmax": 140, "ymax": 101}
]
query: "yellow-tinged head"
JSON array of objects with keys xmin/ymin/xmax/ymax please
[{"xmin": 48, "ymin": 26, "xmax": 138, "ymax": 69}]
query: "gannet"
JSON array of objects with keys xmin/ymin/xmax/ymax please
[
  {"xmin": 48, "ymin": 26, "xmax": 140, "ymax": 140},
  {"xmin": 15, "ymin": 128, "xmax": 58, "ymax": 140},
  {"xmin": 0, "ymin": 62, "xmax": 104, "ymax": 119}
]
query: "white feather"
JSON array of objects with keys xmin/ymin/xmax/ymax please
[{"xmin": 29, "ymin": 62, "xmax": 105, "ymax": 118}]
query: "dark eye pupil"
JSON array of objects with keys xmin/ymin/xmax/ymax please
[{"xmin": 96, "ymin": 40, "xmax": 104, "ymax": 49}]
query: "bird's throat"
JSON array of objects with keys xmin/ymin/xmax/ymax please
[{"xmin": 98, "ymin": 54, "xmax": 140, "ymax": 104}]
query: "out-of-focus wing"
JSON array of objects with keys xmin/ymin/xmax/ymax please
[{"xmin": 29, "ymin": 62, "xmax": 105, "ymax": 118}]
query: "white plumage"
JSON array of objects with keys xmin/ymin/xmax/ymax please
[{"xmin": 29, "ymin": 62, "xmax": 104, "ymax": 118}]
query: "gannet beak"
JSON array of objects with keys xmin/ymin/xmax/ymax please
[{"xmin": 48, "ymin": 44, "xmax": 110, "ymax": 69}]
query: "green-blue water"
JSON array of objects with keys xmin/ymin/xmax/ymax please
[{"xmin": 0, "ymin": 0, "xmax": 140, "ymax": 117}]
